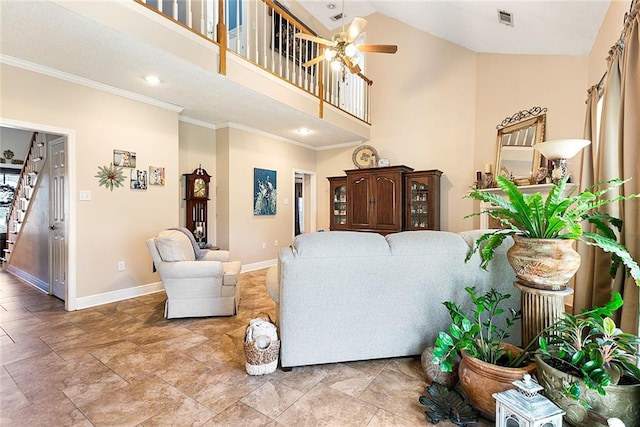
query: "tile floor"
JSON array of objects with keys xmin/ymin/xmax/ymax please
[{"xmin": 0, "ymin": 269, "xmax": 492, "ymax": 426}]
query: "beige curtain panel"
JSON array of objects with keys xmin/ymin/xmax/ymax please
[{"xmin": 576, "ymin": 0, "xmax": 640, "ymax": 334}]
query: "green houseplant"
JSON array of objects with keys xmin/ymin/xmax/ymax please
[
  {"xmin": 535, "ymin": 292, "xmax": 640, "ymax": 426},
  {"xmin": 432, "ymin": 286, "xmax": 535, "ymax": 419},
  {"xmin": 465, "ymin": 175, "xmax": 640, "ymax": 288}
]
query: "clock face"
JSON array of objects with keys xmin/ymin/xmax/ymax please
[{"xmin": 194, "ymin": 178, "xmax": 206, "ymax": 198}]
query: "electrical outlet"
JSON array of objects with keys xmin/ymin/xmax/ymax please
[
  {"xmin": 118, "ymin": 261, "xmax": 125, "ymax": 271},
  {"xmin": 274, "ymin": 240, "xmax": 278, "ymax": 246},
  {"xmin": 262, "ymin": 242, "xmax": 266, "ymax": 249}
]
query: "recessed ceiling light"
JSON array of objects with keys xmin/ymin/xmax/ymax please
[
  {"xmin": 327, "ymin": 3, "xmax": 336, "ymax": 10},
  {"xmin": 296, "ymin": 128, "xmax": 312, "ymax": 135},
  {"xmin": 144, "ymin": 75, "xmax": 161, "ymax": 85}
]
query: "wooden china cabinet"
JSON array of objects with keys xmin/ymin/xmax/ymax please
[{"xmin": 328, "ymin": 166, "xmax": 442, "ymax": 234}]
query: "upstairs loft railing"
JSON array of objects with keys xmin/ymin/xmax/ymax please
[{"xmin": 137, "ymin": 0, "xmax": 371, "ymax": 123}]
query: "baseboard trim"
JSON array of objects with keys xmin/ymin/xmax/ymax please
[
  {"xmin": 5, "ymin": 265, "xmax": 49, "ymax": 293},
  {"xmin": 241, "ymin": 259, "xmax": 277, "ymax": 272},
  {"xmin": 75, "ymin": 281, "xmax": 164, "ymax": 310}
]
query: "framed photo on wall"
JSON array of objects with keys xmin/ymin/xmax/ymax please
[
  {"xmin": 114, "ymin": 149, "xmax": 136, "ymax": 168},
  {"xmin": 130, "ymin": 169, "xmax": 147, "ymax": 190},
  {"xmin": 149, "ymin": 166, "xmax": 165, "ymax": 185},
  {"xmin": 254, "ymin": 168, "xmax": 277, "ymax": 215}
]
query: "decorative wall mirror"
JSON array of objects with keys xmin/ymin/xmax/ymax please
[{"xmin": 495, "ymin": 107, "xmax": 547, "ymax": 184}]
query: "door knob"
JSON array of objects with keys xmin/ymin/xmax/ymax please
[{"xmin": 49, "ymin": 225, "xmax": 55, "ymax": 230}]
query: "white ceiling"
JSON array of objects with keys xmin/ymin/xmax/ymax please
[
  {"xmin": 1, "ymin": 1, "xmax": 612, "ymax": 148},
  {"xmin": 295, "ymin": 0, "xmax": 612, "ymax": 56}
]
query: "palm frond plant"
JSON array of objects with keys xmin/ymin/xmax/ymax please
[{"xmin": 465, "ymin": 174, "xmax": 640, "ymax": 286}]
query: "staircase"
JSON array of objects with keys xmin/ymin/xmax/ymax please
[{"xmin": 2, "ymin": 132, "xmax": 47, "ymax": 265}]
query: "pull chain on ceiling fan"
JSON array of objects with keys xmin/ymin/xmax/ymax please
[{"xmin": 294, "ymin": 1, "xmax": 397, "ymax": 76}]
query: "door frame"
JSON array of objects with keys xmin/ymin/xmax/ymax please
[
  {"xmin": 291, "ymin": 169, "xmax": 316, "ymax": 239},
  {"xmin": 1, "ymin": 118, "xmax": 77, "ymax": 311}
]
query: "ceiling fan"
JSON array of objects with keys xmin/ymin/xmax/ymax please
[{"xmin": 294, "ymin": 16, "xmax": 397, "ymax": 75}]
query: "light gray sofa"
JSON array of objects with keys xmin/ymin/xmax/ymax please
[
  {"xmin": 147, "ymin": 230, "xmax": 242, "ymax": 318},
  {"xmin": 269, "ymin": 230, "xmax": 519, "ymax": 369}
]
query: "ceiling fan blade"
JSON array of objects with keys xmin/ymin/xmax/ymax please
[
  {"xmin": 357, "ymin": 44, "xmax": 398, "ymax": 54},
  {"xmin": 343, "ymin": 56, "xmax": 361, "ymax": 74},
  {"xmin": 295, "ymin": 33, "xmax": 332, "ymax": 46},
  {"xmin": 346, "ymin": 17, "xmax": 368, "ymax": 42},
  {"xmin": 303, "ymin": 54, "xmax": 325, "ymax": 68}
]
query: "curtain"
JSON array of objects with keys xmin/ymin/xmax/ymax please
[
  {"xmin": 575, "ymin": 1, "xmax": 640, "ymax": 334},
  {"xmin": 574, "ymin": 87, "xmax": 598, "ymax": 311}
]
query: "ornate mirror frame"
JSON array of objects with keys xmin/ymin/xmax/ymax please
[{"xmin": 495, "ymin": 107, "xmax": 547, "ymax": 184}]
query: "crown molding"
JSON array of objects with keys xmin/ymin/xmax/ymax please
[{"xmin": 1, "ymin": 54, "xmax": 184, "ymax": 113}]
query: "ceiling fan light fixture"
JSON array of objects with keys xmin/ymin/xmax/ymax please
[
  {"xmin": 344, "ymin": 43, "xmax": 357, "ymax": 57},
  {"xmin": 331, "ymin": 59, "xmax": 342, "ymax": 71},
  {"xmin": 325, "ymin": 48, "xmax": 337, "ymax": 60}
]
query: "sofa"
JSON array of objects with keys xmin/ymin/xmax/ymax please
[
  {"xmin": 146, "ymin": 229, "xmax": 242, "ymax": 318},
  {"xmin": 268, "ymin": 230, "xmax": 519, "ymax": 368}
]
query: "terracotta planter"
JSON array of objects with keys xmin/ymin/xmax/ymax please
[
  {"xmin": 535, "ymin": 354, "xmax": 640, "ymax": 426},
  {"xmin": 507, "ymin": 235, "xmax": 580, "ymax": 290},
  {"xmin": 458, "ymin": 343, "xmax": 536, "ymax": 420}
]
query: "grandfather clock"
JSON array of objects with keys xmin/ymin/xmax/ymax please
[{"xmin": 184, "ymin": 166, "xmax": 211, "ymax": 246}]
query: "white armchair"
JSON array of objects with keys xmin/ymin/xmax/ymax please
[{"xmin": 146, "ymin": 229, "xmax": 242, "ymax": 318}]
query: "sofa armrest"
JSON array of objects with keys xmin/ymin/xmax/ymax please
[
  {"xmin": 159, "ymin": 260, "xmax": 224, "ymax": 279},
  {"xmin": 202, "ymin": 250, "xmax": 230, "ymax": 262}
]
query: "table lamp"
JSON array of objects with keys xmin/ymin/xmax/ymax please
[{"xmin": 533, "ymin": 139, "xmax": 591, "ymax": 184}]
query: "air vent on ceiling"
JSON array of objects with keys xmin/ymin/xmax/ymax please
[
  {"xmin": 330, "ymin": 12, "xmax": 344, "ymax": 22},
  {"xmin": 497, "ymin": 9, "xmax": 514, "ymax": 27}
]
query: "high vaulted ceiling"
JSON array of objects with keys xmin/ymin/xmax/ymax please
[
  {"xmin": 294, "ymin": 0, "xmax": 612, "ymax": 55},
  {"xmin": 1, "ymin": 1, "xmax": 613, "ymax": 148}
]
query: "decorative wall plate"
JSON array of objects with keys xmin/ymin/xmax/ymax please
[{"xmin": 352, "ymin": 145, "xmax": 378, "ymax": 168}]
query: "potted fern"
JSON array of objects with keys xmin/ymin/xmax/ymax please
[{"xmin": 466, "ymin": 175, "xmax": 640, "ymax": 289}]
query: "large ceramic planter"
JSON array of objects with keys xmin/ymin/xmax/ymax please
[
  {"xmin": 535, "ymin": 354, "xmax": 640, "ymax": 426},
  {"xmin": 458, "ymin": 343, "xmax": 536, "ymax": 420},
  {"xmin": 507, "ymin": 235, "xmax": 580, "ymax": 290}
]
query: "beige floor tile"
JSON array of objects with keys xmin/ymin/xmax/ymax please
[
  {"xmin": 0, "ymin": 366, "xmax": 31, "ymax": 413},
  {"xmin": 367, "ymin": 408, "xmax": 424, "ymax": 427},
  {"xmin": 78, "ymin": 374, "xmax": 187, "ymax": 425},
  {"xmin": 140, "ymin": 394, "xmax": 217, "ymax": 426},
  {"xmin": 359, "ymin": 366, "xmax": 428, "ymax": 425},
  {"xmin": 0, "ymin": 337, "xmax": 53, "ymax": 365},
  {"xmin": 2, "ymin": 390, "xmax": 92, "ymax": 426},
  {"xmin": 203, "ymin": 401, "xmax": 278, "ymax": 426},
  {"xmin": 240, "ymin": 380, "xmax": 304, "ymax": 418},
  {"xmin": 320, "ymin": 363, "xmax": 376, "ymax": 398},
  {"xmin": 275, "ymin": 383, "xmax": 378, "ymax": 426}
]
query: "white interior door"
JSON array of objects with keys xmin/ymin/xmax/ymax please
[{"xmin": 49, "ymin": 137, "xmax": 67, "ymax": 300}]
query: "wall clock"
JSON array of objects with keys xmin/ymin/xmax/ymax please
[
  {"xmin": 184, "ymin": 166, "xmax": 211, "ymax": 245},
  {"xmin": 352, "ymin": 145, "xmax": 379, "ymax": 168}
]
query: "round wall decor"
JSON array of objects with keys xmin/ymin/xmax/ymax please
[{"xmin": 352, "ymin": 145, "xmax": 379, "ymax": 168}]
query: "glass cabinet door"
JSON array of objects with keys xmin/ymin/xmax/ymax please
[
  {"xmin": 408, "ymin": 180, "xmax": 429, "ymax": 229},
  {"xmin": 333, "ymin": 185, "xmax": 347, "ymax": 226}
]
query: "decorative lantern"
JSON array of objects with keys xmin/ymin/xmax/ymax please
[{"xmin": 493, "ymin": 374, "xmax": 564, "ymax": 427}]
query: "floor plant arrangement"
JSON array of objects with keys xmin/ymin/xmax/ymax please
[
  {"xmin": 534, "ymin": 292, "xmax": 640, "ymax": 426},
  {"xmin": 432, "ymin": 286, "xmax": 535, "ymax": 420},
  {"xmin": 465, "ymin": 175, "xmax": 640, "ymax": 289}
]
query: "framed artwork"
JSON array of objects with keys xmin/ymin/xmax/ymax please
[
  {"xmin": 271, "ymin": 1, "xmax": 317, "ymax": 69},
  {"xmin": 149, "ymin": 166, "xmax": 165, "ymax": 185},
  {"xmin": 254, "ymin": 168, "xmax": 277, "ymax": 215},
  {"xmin": 130, "ymin": 169, "xmax": 147, "ymax": 190},
  {"xmin": 114, "ymin": 149, "xmax": 136, "ymax": 168}
]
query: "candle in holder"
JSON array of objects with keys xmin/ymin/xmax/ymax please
[{"xmin": 484, "ymin": 163, "xmax": 492, "ymax": 174}]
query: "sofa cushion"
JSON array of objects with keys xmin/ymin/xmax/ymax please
[
  {"xmin": 385, "ymin": 231, "xmax": 470, "ymax": 255},
  {"xmin": 291, "ymin": 231, "xmax": 391, "ymax": 258},
  {"xmin": 155, "ymin": 230, "xmax": 196, "ymax": 262},
  {"xmin": 222, "ymin": 261, "xmax": 242, "ymax": 286}
]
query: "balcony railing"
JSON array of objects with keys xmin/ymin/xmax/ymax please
[{"xmin": 137, "ymin": 0, "xmax": 371, "ymax": 123}]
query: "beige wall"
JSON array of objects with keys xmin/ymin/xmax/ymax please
[
  {"xmin": 317, "ymin": 13, "xmax": 478, "ymax": 232},
  {"xmin": 1, "ymin": 63, "xmax": 179, "ymax": 300},
  {"xmin": 217, "ymin": 126, "xmax": 316, "ymax": 264},
  {"xmin": 588, "ymin": 0, "xmax": 629, "ymax": 86}
]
